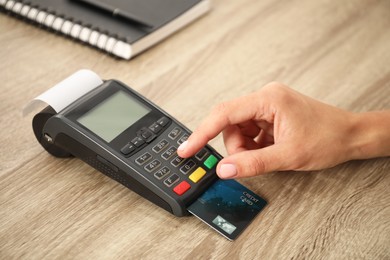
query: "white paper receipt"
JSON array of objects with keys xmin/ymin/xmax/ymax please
[{"xmin": 22, "ymin": 69, "xmax": 103, "ymax": 116}]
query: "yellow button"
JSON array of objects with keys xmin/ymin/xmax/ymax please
[{"xmin": 189, "ymin": 167, "xmax": 206, "ymax": 183}]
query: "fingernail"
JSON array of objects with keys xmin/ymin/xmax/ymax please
[
  {"xmin": 178, "ymin": 140, "xmax": 188, "ymax": 152},
  {"xmin": 219, "ymin": 164, "xmax": 237, "ymax": 179}
]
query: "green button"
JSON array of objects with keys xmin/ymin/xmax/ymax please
[{"xmin": 204, "ymin": 154, "xmax": 218, "ymax": 169}]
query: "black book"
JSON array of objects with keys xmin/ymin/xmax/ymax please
[{"xmin": 1, "ymin": 0, "xmax": 210, "ymax": 59}]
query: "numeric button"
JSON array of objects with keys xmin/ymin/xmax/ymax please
[
  {"xmin": 168, "ymin": 127, "xmax": 181, "ymax": 140},
  {"xmin": 180, "ymin": 160, "xmax": 196, "ymax": 175},
  {"xmin": 171, "ymin": 156, "xmax": 185, "ymax": 167},
  {"xmin": 177, "ymin": 134, "xmax": 189, "ymax": 145},
  {"xmin": 161, "ymin": 146, "xmax": 177, "ymax": 160},
  {"xmin": 135, "ymin": 152, "xmax": 152, "ymax": 165},
  {"xmin": 154, "ymin": 166, "xmax": 170, "ymax": 180},
  {"xmin": 144, "ymin": 159, "xmax": 161, "ymax": 173},
  {"xmin": 152, "ymin": 139, "xmax": 169, "ymax": 153}
]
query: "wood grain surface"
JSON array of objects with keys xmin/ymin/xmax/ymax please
[{"xmin": 1, "ymin": 0, "xmax": 389, "ymax": 259}]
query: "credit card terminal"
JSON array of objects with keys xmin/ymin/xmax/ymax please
[{"xmin": 32, "ymin": 79, "xmax": 220, "ymax": 217}]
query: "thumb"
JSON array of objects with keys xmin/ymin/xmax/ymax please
[{"xmin": 216, "ymin": 145, "xmax": 287, "ymax": 178}]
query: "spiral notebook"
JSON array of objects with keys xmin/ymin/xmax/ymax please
[{"xmin": 0, "ymin": 0, "xmax": 210, "ymax": 60}]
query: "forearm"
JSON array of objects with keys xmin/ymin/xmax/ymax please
[{"xmin": 350, "ymin": 110, "xmax": 390, "ymax": 160}]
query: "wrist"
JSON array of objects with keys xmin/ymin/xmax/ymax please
[{"xmin": 348, "ymin": 111, "xmax": 390, "ymax": 160}]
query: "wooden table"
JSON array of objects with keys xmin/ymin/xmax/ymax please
[{"xmin": 1, "ymin": 0, "xmax": 389, "ymax": 259}]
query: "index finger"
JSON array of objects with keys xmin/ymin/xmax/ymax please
[{"xmin": 177, "ymin": 92, "xmax": 263, "ymax": 157}]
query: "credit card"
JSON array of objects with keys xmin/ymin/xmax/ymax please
[{"xmin": 187, "ymin": 179, "xmax": 267, "ymax": 240}]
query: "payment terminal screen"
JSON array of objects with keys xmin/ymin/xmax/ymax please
[{"xmin": 77, "ymin": 91, "xmax": 151, "ymax": 142}]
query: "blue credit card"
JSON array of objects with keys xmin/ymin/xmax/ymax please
[{"xmin": 187, "ymin": 179, "xmax": 267, "ymax": 240}]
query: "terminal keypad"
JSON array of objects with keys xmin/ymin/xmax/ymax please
[{"xmin": 129, "ymin": 118, "xmax": 219, "ymax": 197}]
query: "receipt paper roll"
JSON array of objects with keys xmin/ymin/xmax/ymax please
[{"xmin": 23, "ymin": 69, "xmax": 103, "ymax": 116}]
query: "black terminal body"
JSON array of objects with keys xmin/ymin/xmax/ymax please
[{"xmin": 33, "ymin": 80, "xmax": 220, "ymax": 216}]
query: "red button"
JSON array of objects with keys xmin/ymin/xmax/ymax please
[{"xmin": 173, "ymin": 181, "xmax": 191, "ymax": 195}]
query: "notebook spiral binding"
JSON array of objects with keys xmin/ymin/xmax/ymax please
[{"xmin": 0, "ymin": 0, "xmax": 132, "ymax": 59}]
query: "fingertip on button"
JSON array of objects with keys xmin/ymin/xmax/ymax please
[{"xmin": 177, "ymin": 140, "xmax": 188, "ymax": 153}]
